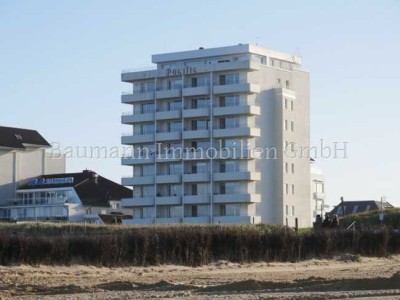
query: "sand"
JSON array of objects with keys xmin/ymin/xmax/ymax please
[{"xmin": 0, "ymin": 254, "xmax": 400, "ymax": 299}]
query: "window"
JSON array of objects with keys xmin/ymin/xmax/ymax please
[
  {"xmin": 169, "ymin": 121, "xmax": 182, "ymax": 132},
  {"xmin": 292, "ymin": 205, "xmax": 295, "ymax": 216},
  {"xmin": 352, "ymin": 205, "xmax": 359, "ymax": 214},
  {"xmin": 291, "ymin": 184, "xmax": 295, "ymax": 195},
  {"xmin": 191, "ymin": 77, "xmax": 198, "ymax": 87},
  {"xmin": 142, "ymin": 103, "xmax": 155, "ymax": 114},
  {"xmin": 142, "ymin": 123, "xmax": 155, "ymax": 134},
  {"xmin": 191, "ymin": 184, "xmax": 198, "ymax": 195},
  {"xmin": 286, "ymin": 80, "xmax": 290, "ymax": 89},
  {"xmin": 220, "ymin": 204, "xmax": 226, "ymax": 216},
  {"xmin": 291, "ymin": 121, "xmax": 294, "ymax": 132},
  {"xmin": 191, "ymin": 205, "xmax": 198, "ymax": 217},
  {"xmin": 337, "ymin": 206, "xmax": 343, "ymax": 216},
  {"xmin": 291, "ymin": 164, "xmax": 295, "ymax": 174},
  {"xmin": 226, "ymin": 73, "xmax": 239, "ymax": 85},
  {"xmin": 284, "ymin": 98, "xmax": 288, "ymax": 109},
  {"xmin": 222, "ymin": 161, "xmax": 240, "ymax": 172},
  {"xmin": 220, "ymin": 117, "xmax": 239, "ymax": 129},
  {"xmin": 284, "ymin": 162, "xmax": 288, "ymax": 173},
  {"xmin": 168, "ymin": 79, "xmax": 183, "ymax": 90},
  {"xmin": 192, "ymin": 119, "xmax": 208, "ymax": 130},
  {"xmin": 191, "ymin": 98, "xmax": 209, "ymax": 109},
  {"xmin": 284, "ymin": 120, "xmax": 288, "ymax": 130},
  {"xmin": 169, "ymin": 164, "xmax": 182, "ymax": 175},
  {"xmin": 284, "ymin": 184, "xmax": 289, "ymax": 195},
  {"xmin": 220, "ymin": 95, "xmax": 240, "ymax": 107},
  {"xmin": 168, "ymin": 100, "xmax": 182, "ymax": 111},
  {"xmin": 285, "ymin": 205, "xmax": 289, "ymax": 216},
  {"xmin": 291, "ymin": 101, "xmax": 294, "ymax": 111}
]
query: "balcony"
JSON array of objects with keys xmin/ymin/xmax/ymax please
[
  {"xmin": 155, "ymin": 153, "xmax": 182, "ymax": 162},
  {"xmin": 155, "ymin": 196, "xmax": 181, "ymax": 205},
  {"xmin": 213, "ymin": 171, "xmax": 261, "ymax": 181},
  {"xmin": 156, "ymin": 217, "xmax": 182, "ymax": 224},
  {"xmin": 183, "ymin": 172, "xmax": 210, "ymax": 182},
  {"xmin": 213, "ymin": 105, "xmax": 260, "ymax": 117},
  {"xmin": 213, "ymin": 215, "xmax": 261, "ymax": 224},
  {"xmin": 183, "ymin": 86, "xmax": 210, "ymax": 97},
  {"xmin": 121, "ymin": 156, "xmax": 155, "ymax": 165},
  {"xmin": 121, "ymin": 66, "xmax": 158, "ymax": 82},
  {"xmin": 213, "ymin": 127, "xmax": 260, "ymax": 138},
  {"xmin": 155, "ymin": 131, "xmax": 182, "ymax": 142},
  {"xmin": 156, "ymin": 174, "xmax": 181, "ymax": 184},
  {"xmin": 183, "ymin": 216, "xmax": 210, "ymax": 224},
  {"xmin": 313, "ymin": 192, "xmax": 325, "ymax": 200},
  {"xmin": 156, "ymin": 89, "xmax": 181, "ymax": 99},
  {"xmin": 121, "ymin": 134, "xmax": 154, "ymax": 145},
  {"xmin": 217, "ymin": 148, "xmax": 254, "ymax": 159},
  {"xmin": 213, "ymin": 83, "xmax": 260, "ymax": 95},
  {"xmin": 155, "ymin": 110, "xmax": 181, "ymax": 120},
  {"xmin": 211, "ymin": 60, "xmax": 260, "ymax": 72},
  {"xmin": 121, "ymin": 176, "xmax": 154, "ymax": 186},
  {"xmin": 121, "ymin": 91, "xmax": 154, "ymax": 103},
  {"xmin": 182, "ymin": 149, "xmax": 209, "ymax": 160},
  {"xmin": 183, "ymin": 129, "xmax": 209, "ymax": 139},
  {"xmin": 183, "ymin": 107, "xmax": 210, "ymax": 118},
  {"xmin": 121, "ymin": 112, "xmax": 154, "ymax": 124},
  {"xmin": 121, "ymin": 197, "xmax": 155, "ymax": 207},
  {"xmin": 123, "ymin": 218, "xmax": 155, "ymax": 225},
  {"xmin": 213, "ymin": 193, "xmax": 261, "ymax": 203},
  {"xmin": 274, "ymin": 85, "xmax": 296, "ymax": 99},
  {"xmin": 184, "ymin": 194, "xmax": 210, "ymax": 204}
]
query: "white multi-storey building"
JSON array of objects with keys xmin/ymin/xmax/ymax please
[
  {"xmin": 310, "ymin": 159, "xmax": 328, "ymax": 221},
  {"xmin": 121, "ymin": 44, "xmax": 311, "ymax": 227}
]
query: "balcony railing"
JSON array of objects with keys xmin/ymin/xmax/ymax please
[{"xmin": 1, "ymin": 198, "xmax": 70, "ymax": 206}]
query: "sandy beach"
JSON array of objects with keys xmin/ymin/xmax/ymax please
[{"xmin": 0, "ymin": 254, "xmax": 399, "ymax": 299}]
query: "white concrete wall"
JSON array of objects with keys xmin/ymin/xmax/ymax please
[{"xmin": 0, "ymin": 148, "xmax": 66, "ymax": 204}]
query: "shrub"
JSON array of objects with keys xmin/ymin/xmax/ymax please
[{"xmin": 0, "ymin": 223, "xmax": 398, "ymax": 266}]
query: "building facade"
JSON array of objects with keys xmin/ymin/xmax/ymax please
[
  {"xmin": 0, "ymin": 126, "xmax": 65, "ymax": 204},
  {"xmin": 120, "ymin": 44, "xmax": 311, "ymax": 227},
  {"xmin": 0, "ymin": 170, "xmax": 133, "ymax": 223},
  {"xmin": 310, "ymin": 159, "xmax": 328, "ymax": 221}
]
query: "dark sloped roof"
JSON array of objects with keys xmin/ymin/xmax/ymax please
[
  {"xmin": 330, "ymin": 200, "xmax": 394, "ymax": 216},
  {"xmin": 19, "ymin": 170, "xmax": 132, "ymax": 207},
  {"xmin": 0, "ymin": 126, "xmax": 51, "ymax": 149}
]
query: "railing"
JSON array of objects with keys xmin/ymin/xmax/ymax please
[
  {"xmin": 214, "ymin": 79, "xmax": 253, "ymax": 86},
  {"xmin": 122, "ymin": 110, "xmax": 155, "ymax": 116},
  {"xmin": 1, "ymin": 198, "xmax": 70, "ymax": 206},
  {"xmin": 121, "ymin": 65, "xmax": 157, "ymax": 74},
  {"xmin": 121, "ymin": 89, "xmax": 155, "ymax": 95}
]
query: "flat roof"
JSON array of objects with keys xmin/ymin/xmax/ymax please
[{"xmin": 152, "ymin": 44, "xmax": 300, "ymax": 64}]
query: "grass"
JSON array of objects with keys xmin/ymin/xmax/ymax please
[
  {"xmin": 0, "ymin": 222, "xmax": 399, "ymax": 267},
  {"xmin": 339, "ymin": 208, "xmax": 400, "ymax": 229}
]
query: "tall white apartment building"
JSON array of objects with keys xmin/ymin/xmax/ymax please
[{"xmin": 121, "ymin": 44, "xmax": 311, "ymax": 227}]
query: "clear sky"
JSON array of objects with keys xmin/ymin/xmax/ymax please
[{"xmin": 1, "ymin": 0, "xmax": 399, "ymax": 208}]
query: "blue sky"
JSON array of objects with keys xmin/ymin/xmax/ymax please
[{"xmin": 1, "ymin": 0, "xmax": 399, "ymax": 207}]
